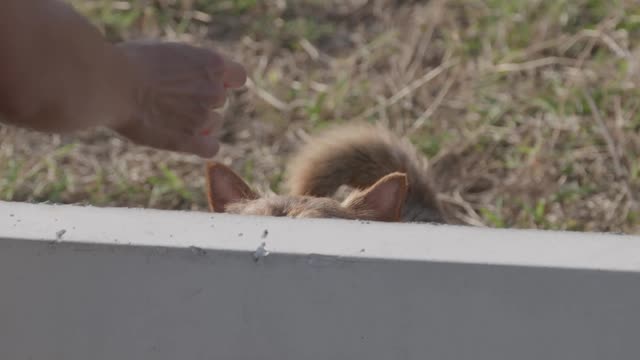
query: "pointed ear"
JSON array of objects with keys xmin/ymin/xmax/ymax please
[
  {"xmin": 343, "ymin": 172, "xmax": 408, "ymax": 222},
  {"xmin": 205, "ymin": 162, "xmax": 258, "ymax": 212}
]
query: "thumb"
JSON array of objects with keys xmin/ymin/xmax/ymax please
[{"xmin": 221, "ymin": 59, "xmax": 247, "ymax": 89}]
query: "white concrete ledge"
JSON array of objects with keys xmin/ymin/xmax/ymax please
[{"xmin": 1, "ymin": 201, "xmax": 640, "ymax": 359}]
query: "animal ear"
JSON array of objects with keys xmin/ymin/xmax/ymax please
[
  {"xmin": 343, "ymin": 172, "xmax": 408, "ymax": 222},
  {"xmin": 205, "ymin": 162, "xmax": 258, "ymax": 212}
]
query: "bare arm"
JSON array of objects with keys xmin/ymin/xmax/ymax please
[
  {"xmin": 0, "ymin": 0, "xmax": 246, "ymax": 157},
  {"xmin": 0, "ymin": 0, "xmax": 136, "ymax": 131}
]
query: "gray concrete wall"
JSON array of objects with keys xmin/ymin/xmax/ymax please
[{"xmin": 1, "ymin": 201, "xmax": 640, "ymax": 360}]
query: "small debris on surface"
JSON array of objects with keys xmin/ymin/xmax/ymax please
[
  {"xmin": 9, "ymin": 214, "xmax": 14, "ymax": 217},
  {"xmin": 189, "ymin": 246, "xmax": 207, "ymax": 256},
  {"xmin": 253, "ymin": 242, "xmax": 269, "ymax": 262},
  {"xmin": 55, "ymin": 229, "xmax": 66, "ymax": 240},
  {"xmin": 262, "ymin": 229, "xmax": 269, "ymax": 239},
  {"xmin": 360, "ymin": 248, "xmax": 366, "ymax": 253},
  {"xmin": 238, "ymin": 233, "xmax": 244, "ymax": 237}
]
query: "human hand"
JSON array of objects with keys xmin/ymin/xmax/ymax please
[{"xmin": 112, "ymin": 40, "xmax": 246, "ymax": 157}]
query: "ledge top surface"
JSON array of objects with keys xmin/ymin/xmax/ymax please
[{"xmin": 1, "ymin": 201, "xmax": 639, "ymax": 272}]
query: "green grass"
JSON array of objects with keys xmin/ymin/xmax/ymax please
[{"xmin": 1, "ymin": 0, "xmax": 639, "ymax": 233}]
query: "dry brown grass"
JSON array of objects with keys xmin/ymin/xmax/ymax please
[{"xmin": 1, "ymin": 0, "xmax": 639, "ymax": 233}]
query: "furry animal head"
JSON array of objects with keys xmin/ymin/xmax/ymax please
[{"xmin": 205, "ymin": 162, "xmax": 408, "ymax": 222}]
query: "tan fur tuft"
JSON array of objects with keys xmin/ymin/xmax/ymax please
[{"xmin": 287, "ymin": 123, "xmax": 444, "ymax": 223}]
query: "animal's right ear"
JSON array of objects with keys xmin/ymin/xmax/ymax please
[
  {"xmin": 343, "ymin": 172, "xmax": 408, "ymax": 222},
  {"xmin": 205, "ymin": 162, "xmax": 258, "ymax": 212}
]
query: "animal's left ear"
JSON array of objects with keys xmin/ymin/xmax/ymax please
[
  {"xmin": 205, "ymin": 162, "xmax": 258, "ymax": 212},
  {"xmin": 343, "ymin": 172, "xmax": 408, "ymax": 222}
]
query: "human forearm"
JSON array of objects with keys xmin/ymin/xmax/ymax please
[
  {"xmin": 0, "ymin": 0, "xmax": 248, "ymax": 158},
  {"xmin": 0, "ymin": 0, "xmax": 136, "ymax": 132}
]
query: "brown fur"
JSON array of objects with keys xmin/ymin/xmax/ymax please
[
  {"xmin": 287, "ymin": 123, "xmax": 445, "ymax": 223},
  {"xmin": 205, "ymin": 162, "xmax": 408, "ymax": 222}
]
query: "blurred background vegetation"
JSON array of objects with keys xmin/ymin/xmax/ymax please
[{"xmin": 1, "ymin": 0, "xmax": 639, "ymax": 233}]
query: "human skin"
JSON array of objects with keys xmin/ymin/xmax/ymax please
[{"xmin": 0, "ymin": 0, "xmax": 247, "ymax": 157}]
